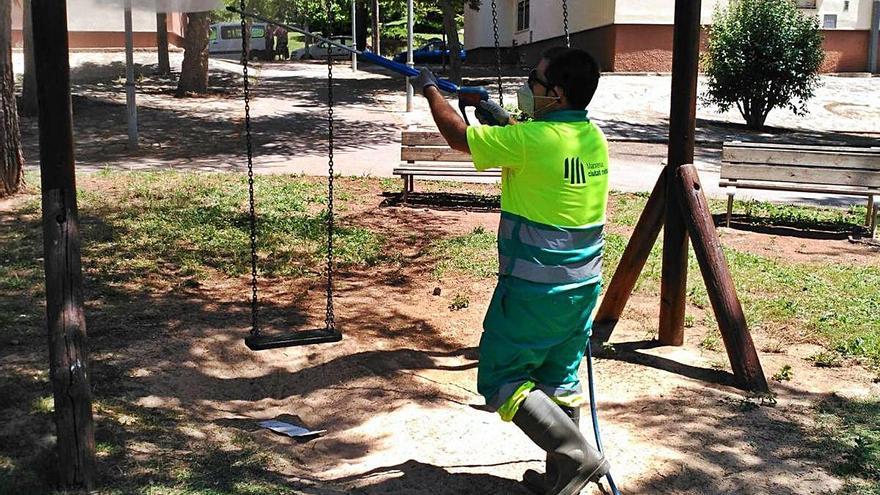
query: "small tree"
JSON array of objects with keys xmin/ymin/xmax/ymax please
[{"xmin": 702, "ymin": 0, "xmax": 824, "ymax": 130}]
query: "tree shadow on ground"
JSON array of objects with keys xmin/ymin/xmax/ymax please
[
  {"xmin": 595, "ymin": 382, "xmax": 860, "ymax": 495},
  {"xmin": 332, "ymin": 459, "xmax": 534, "ymax": 494},
  {"xmin": 17, "ymin": 93, "xmax": 398, "ymax": 171},
  {"xmin": 0, "ymin": 180, "xmax": 494, "ymax": 491},
  {"xmin": 596, "ymin": 117, "xmax": 880, "ymax": 148}
]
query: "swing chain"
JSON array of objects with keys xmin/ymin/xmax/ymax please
[
  {"xmin": 325, "ymin": 0, "xmax": 336, "ymax": 332},
  {"xmin": 240, "ymin": 0, "xmax": 259, "ymax": 338},
  {"xmin": 490, "ymin": 0, "xmax": 503, "ymax": 105},
  {"xmin": 562, "ymin": 0, "xmax": 570, "ymax": 47}
]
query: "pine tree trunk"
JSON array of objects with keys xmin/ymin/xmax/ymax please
[
  {"xmin": 21, "ymin": 0, "xmax": 38, "ymax": 116},
  {"xmin": 356, "ymin": 0, "xmax": 368, "ymax": 51},
  {"xmin": 371, "ymin": 0, "xmax": 380, "ymax": 54},
  {"xmin": 1, "ymin": 0, "xmax": 24, "ymax": 197},
  {"xmin": 439, "ymin": 0, "xmax": 462, "ymax": 84},
  {"xmin": 156, "ymin": 12, "xmax": 170, "ymax": 75},
  {"xmin": 175, "ymin": 12, "xmax": 209, "ymax": 96}
]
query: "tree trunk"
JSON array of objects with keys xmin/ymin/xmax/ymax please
[
  {"xmin": 21, "ymin": 0, "xmax": 38, "ymax": 116},
  {"xmin": 175, "ymin": 12, "xmax": 209, "ymax": 96},
  {"xmin": 371, "ymin": 0, "xmax": 380, "ymax": 54},
  {"xmin": 1, "ymin": 0, "xmax": 24, "ymax": 197},
  {"xmin": 156, "ymin": 12, "xmax": 170, "ymax": 75},
  {"xmin": 356, "ymin": 0, "xmax": 368, "ymax": 51},
  {"xmin": 439, "ymin": 0, "xmax": 462, "ymax": 84}
]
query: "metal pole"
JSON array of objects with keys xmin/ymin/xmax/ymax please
[
  {"xmin": 124, "ymin": 0, "xmax": 138, "ymax": 150},
  {"xmin": 870, "ymin": 0, "xmax": 879, "ymax": 73},
  {"xmin": 406, "ymin": 0, "xmax": 414, "ymax": 111},
  {"xmin": 351, "ymin": 0, "xmax": 358, "ymax": 70}
]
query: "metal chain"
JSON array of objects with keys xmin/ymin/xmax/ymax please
[
  {"xmin": 240, "ymin": 0, "xmax": 259, "ymax": 337},
  {"xmin": 324, "ymin": 0, "xmax": 336, "ymax": 332},
  {"xmin": 562, "ymin": 0, "xmax": 570, "ymax": 47},
  {"xmin": 490, "ymin": 0, "xmax": 503, "ymax": 105}
]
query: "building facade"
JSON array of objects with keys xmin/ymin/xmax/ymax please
[
  {"xmin": 11, "ymin": 0, "xmax": 186, "ymax": 49},
  {"xmin": 464, "ymin": 0, "xmax": 880, "ymax": 72}
]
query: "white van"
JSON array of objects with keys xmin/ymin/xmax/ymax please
[{"xmin": 208, "ymin": 22, "xmax": 270, "ymax": 60}]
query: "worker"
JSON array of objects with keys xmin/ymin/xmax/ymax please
[{"xmin": 410, "ymin": 47, "xmax": 611, "ymax": 495}]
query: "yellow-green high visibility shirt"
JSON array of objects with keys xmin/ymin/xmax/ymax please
[{"xmin": 466, "ymin": 109, "xmax": 610, "ymax": 286}]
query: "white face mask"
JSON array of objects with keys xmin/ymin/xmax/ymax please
[{"xmin": 516, "ymin": 84, "xmax": 560, "ymax": 117}]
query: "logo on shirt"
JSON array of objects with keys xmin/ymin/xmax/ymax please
[{"xmin": 564, "ymin": 157, "xmax": 608, "ymax": 186}]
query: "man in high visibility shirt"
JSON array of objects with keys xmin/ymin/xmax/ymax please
[{"xmin": 411, "ymin": 47, "xmax": 611, "ymax": 495}]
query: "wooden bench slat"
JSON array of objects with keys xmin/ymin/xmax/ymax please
[
  {"xmin": 723, "ymin": 147, "xmax": 880, "ymax": 170},
  {"xmin": 720, "ymin": 163, "xmax": 880, "ymax": 188},
  {"xmin": 402, "ymin": 131, "xmax": 447, "ymax": 146},
  {"xmin": 719, "ymin": 180, "xmax": 880, "ymax": 197},
  {"xmin": 724, "ymin": 141, "xmax": 880, "ymax": 155},
  {"xmin": 401, "ymin": 148, "xmax": 474, "ymax": 162}
]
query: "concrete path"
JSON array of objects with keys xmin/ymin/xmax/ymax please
[{"xmin": 11, "ymin": 50, "xmax": 879, "ymax": 210}]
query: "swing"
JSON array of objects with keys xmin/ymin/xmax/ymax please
[{"xmin": 237, "ymin": 0, "xmax": 341, "ymax": 351}]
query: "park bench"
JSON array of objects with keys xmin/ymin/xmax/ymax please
[
  {"xmin": 720, "ymin": 141, "xmax": 880, "ymax": 237},
  {"xmin": 394, "ymin": 131, "xmax": 500, "ymax": 200}
]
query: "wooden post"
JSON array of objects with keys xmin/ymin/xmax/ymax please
[
  {"xmin": 592, "ymin": 172, "xmax": 666, "ymax": 342},
  {"xmin": 658, "ymin": 0, "xmax": 701, "ymax": 346},
  {"xmin": 677, "ymin": 165, "xmax": 769, "ymax": 392},
  {"xmin": 31, "ymin": 0, "xmax": 96, "ymax": 489}
]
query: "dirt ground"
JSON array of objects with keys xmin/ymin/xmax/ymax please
[
  {"xmin": 5, "ymin": 53, "xmax": 880, "ymax": 494},
  {"xmin": 4, "ymin": 177, "xmax": 876, "ymax": 494}
]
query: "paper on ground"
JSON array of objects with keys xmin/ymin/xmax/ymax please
[{"xmin": 258, "ymin": 420, "xmax": 326, "ymax": 438}]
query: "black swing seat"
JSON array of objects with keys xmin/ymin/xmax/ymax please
[{"xmin": 245, "ymin": 328, "xmax": 342, "ymax": 350}]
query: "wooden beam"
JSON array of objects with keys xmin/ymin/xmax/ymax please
[
  {"xmin": 31, "ymin": 0, "xmax": 96, "ymax": 489},
  {"xmin": 592, "ymin": 172, "xmax": 666, "ymax": 342},
  {"xmin": 659, "ymin": 0, "xmax": 701, "ymax": 346},
  {"xmin": 677, "ymin": 165, "xmax": 769, "ymax": 392}
]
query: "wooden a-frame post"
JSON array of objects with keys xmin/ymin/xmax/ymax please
[
  {"xmin": 592, "ymin": 0, "xmax": 769, "ymax": 392},
  {"xmin": 32, "ymin": 0, "xmax": 97, "ymax": 489}
]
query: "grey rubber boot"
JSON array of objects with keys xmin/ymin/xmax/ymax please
[
  {"xmin": 512, "ymin": 390, "xmax": 609, "ymax": 495},
  {"xmin": 522, "ymin": 404, "xmax": 580, "ymax": 494}
]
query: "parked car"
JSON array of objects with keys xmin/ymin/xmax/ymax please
[
  {"xmin": 290, "ymin": 36, "xmax": 354, "ymax": 60},
  {"xmin": 393, "ymin": 39, "xmax": 466, "ymax": 64},
  {"xmin": 208, "ymin": 22, "xmax": 270, "ymax": 60}
]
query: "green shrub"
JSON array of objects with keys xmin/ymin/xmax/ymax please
[{"xmin": 702, "ymin": 0, "xmax": 824, "ymax": 130}]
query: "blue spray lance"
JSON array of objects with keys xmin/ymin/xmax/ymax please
[{"xmin": 226, "ymin": 6, "xmax": 490, "ymax": 124}]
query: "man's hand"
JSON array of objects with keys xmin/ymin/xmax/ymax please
[
  {"xmin": 410, "ymin": 67, "xmax": 439, "ymax": 95},
  {"xmin": 475, "ymin": 100, "xmax": 512, "ymax": 127}
]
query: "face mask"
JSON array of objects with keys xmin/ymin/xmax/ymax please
[{"xmin": 517, "ymin": 84, "xmax": 560, "ymax": 117}]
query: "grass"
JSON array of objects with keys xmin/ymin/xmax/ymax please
[
  {"xmin": 430, "ymin": 192, "xmax": 880, "ymax": 369},
  {"xmin": 429, "ymin": 226, "xmax": 496, "ymax": 279},
  {"xmin": 816, "ymin": 395, "xmax": 880, "ymax": 494}
]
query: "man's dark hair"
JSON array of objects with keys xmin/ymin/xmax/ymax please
[{"xmin": 542, "ymin": 47, "xmax": 601, "ymax": 110}]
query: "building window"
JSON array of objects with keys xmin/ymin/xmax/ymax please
[
  {"xmin": 843, "ymin": 0, "xmax": 849, "ymax": 11},
  {"xmin": 796, "ymin": 0, "xmax": 816, "ymax": 8},
  {"xmin": 823, "ymin": 14, "xmax": 837, "ymax": 29},
  {"xmin": 517, "ymin": 0, "xmax": 530, "ymax": 31}
]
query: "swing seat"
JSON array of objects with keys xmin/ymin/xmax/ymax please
[{"xmin": 245, "ymin": 328, "xmax": 342, "ymax": 350}]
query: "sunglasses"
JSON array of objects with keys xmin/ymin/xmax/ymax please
[{"xmin": 527, "ymin": 68, "xmax": 552, "ymax": 91}]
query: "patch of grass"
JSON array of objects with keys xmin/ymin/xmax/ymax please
[
  {"xmin": 430, "ymin": 226, "xmax": 496, "ymax": 279},
  {"xmin": 772, "ymin": 364, "xmax": 793, "ymax": 382},
  {"xmin": 700, "ymin": 330, "xmax": 722, "ymax": 352},
  {"xmin": 449, "ymin": 293, "xmax": 470, "ymax": 311},
  {"xmin": 727, "ymin": 198, "xmax": 867, "ymax": 231},
  {"xmin": 809, "ymin": 351, "xmax": 844, "ymax": 368},
  {"xmin": 6, "ymin": 173, "xmax": 385, "ymax": 286},
  {"xmin": 816, "ymin": 395, "xmax": 880, "ymax": 493}
]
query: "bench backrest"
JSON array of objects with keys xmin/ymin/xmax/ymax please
[
  {"xmin": 721, "ymin": 142, "xmax": 880, "ymax": 188},
  {"xmin": 401, "ymin": 131, "xmax": 472, "ymax": 162}
]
